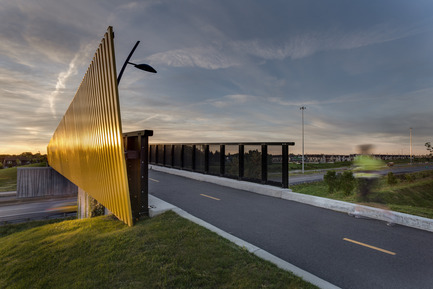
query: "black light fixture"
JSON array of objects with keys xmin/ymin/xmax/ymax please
[
  {"xmin": 128, "ymin": 62, "xmax": 157, "ymax": 73},
  {"xmin": 117, "ymin": 41, "xmax": 157, "ymax": 85}
]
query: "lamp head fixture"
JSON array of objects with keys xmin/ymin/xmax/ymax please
[{"xmin": 128, "ymin": 62, "xmax": 157, "ymax": 73}]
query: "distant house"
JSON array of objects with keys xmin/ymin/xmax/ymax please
[{"xmin": 3, "ymin": 156, "xmax": 31, "ymax": 168}]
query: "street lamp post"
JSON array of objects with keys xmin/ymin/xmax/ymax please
[
  {"xmin": 300, "ymin": 106, "xmax": 306, "ymax": 174},
  {"xmin": 410, "ymin": 127, "xmax": 413, "ymax": 165},
  {"xmin": 116, "ymin": 40, "xmax": 157, "ymax": 219},
  {"xmin": 117, "ymin": 41, "xmax": 157, "ymax": 85}
]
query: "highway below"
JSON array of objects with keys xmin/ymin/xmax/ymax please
[
  {"xmin": 287, "ymin": 163, "xmax": 433, "ymax": 185},
  {"xmin": 0, "ymin": 194, "xmax": 77, "ymax": 224},
  {"xmin": 149, "ymin": 169, "xmax": 433, "ymax": 289}
]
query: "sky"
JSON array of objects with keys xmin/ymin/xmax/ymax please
[{"xmin": 1, "ymin": 0, "xmax": 433, "ymax": 155}]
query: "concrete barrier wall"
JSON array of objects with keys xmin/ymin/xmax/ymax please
[{"xmin": 17, "ymin": 167, "xmax": 78, "ymax": 198}]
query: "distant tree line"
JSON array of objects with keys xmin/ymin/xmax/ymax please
[
  {"xmin": 426, "ymin": 142, "xmax": 433, "ymax": 159},
  {"xmin": 0, "ymin": 152, "xmax": 47, "ymax": 169}
]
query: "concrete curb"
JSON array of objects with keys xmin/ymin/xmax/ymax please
[
  {"xmin": 148, "ymin": 194, "xmax": 341, "ymax": 289},
  {"xmin": 150, "ymin": 165, "xmax": 433, "ymax": 233}
]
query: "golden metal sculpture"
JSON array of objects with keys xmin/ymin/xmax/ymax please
[{"xmin": 47, "ymin": 27, "xmax": 133, "ymax": 226}]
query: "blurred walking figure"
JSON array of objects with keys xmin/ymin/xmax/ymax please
[{"xmin": 354, "ymin": 144, "xmax": 385, "ymax": 201}]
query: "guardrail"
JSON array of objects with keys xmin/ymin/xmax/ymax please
[{"xmin": 149, "ymin": 142, "xmax": 295, "ymax": 188}]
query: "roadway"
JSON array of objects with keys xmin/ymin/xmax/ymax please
[
  {"xmin": 149, "ymin": 169, "xmax": 433, "ymax": 289},
  {"xmin": 287, "ymin": 163, "xmax": 433, "ymax": 184},
  {"xmin": 0, "ymin": 194, "xmax": 77, "ymax": 224}
]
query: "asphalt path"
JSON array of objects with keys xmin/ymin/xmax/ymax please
[{"xmin": 149, "ymin": 170, "xmax": 433, "ymax": 289}]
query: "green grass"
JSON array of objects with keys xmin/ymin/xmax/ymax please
[
  {"xmin": 0, "ymin": 218, "xmax": 76, "ymax": 236},
  {"xmin": 291, "ymin": 170, "xmax": 433, "ymax": 219},
  {"xmin": 0, "ymin": 163, "xmax": 47, "ymax": 192},
  {"xmin": 0, "ymin": 212, "xmax": 317, "ymax": 289}
]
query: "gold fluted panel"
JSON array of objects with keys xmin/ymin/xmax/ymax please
[{"xmin": 47, "ymin": 27, "xmax": 133, "ymax": 226}]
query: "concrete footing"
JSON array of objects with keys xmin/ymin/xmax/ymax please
[{"xmin": 77, "ymin": 188, "xmax": 105, "ymax": 219}]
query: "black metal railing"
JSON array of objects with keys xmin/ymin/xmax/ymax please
[{"xmin": 149, "ymin": 142, "xmax": 295, "ymax": 188}]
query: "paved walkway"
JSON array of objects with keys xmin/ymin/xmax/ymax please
[
  {"xmin": 148, "ymin": 169, "xmax": 433, "ymax": 289},
  {"xmin": 148, "ymin": 194, "xmax": 340, "ymax": 289},
  {"xmin": 150, "ymin": 165, "xmax": 433, "ymax": 232}
]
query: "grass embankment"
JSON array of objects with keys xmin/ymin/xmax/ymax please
[
  {"xmin": 292, "ymin": 170, "xmax": 433, "ymax": 219},
  {"xmin": 0, "ymin": 212, "xmax": 317, "ymax": 289},
  {"xmin": 0, "ymin": 163, "xmax": 47, "ymax": 192}
]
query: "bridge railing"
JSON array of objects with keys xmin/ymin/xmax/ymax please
[{"xmin": 149, "ymin": 142, "xmax": 295, "ymax": 188}]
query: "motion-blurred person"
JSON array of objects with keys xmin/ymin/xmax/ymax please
[{"xmin": 354, "ymin": 144, "xmax": 385, "ymax": 201}]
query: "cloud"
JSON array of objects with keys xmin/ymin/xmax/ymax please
[
  {"xmin": 230, "ymin": 21, "xmax": 429, "ymax": 61},
  {"xmin": 208, "ymin": 94, "xmax": 254, "ymax": 108},
  {"xmin": 146, "ymin": 46, "xmax": 240, "ymax": 70},
  {"xmin": 0, "ymin": 2, "xmax": 93, "ymax": 66},
  {"xmin": 1, "ymin": 0, "xmax": 433, "ymax": 156},
  {"xmin": 48, "ymin": 52, "xmax": 80, "ymax": 118},
  {"xmin": 268, "ymin": 93, "xmax": 361, "ymax": 107}
]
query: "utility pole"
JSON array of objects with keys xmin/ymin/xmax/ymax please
[
  {"xmin": 300, "ymin": 106, "xmax": 306, "ymax": 173},
  {"xmin": 410, "ymin": 127, "xmax": 413, "ymax": 165}
]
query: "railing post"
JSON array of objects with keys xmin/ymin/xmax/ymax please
[
  {"xmin": 181, "ymin": 145, "xmax": 185, "ymax": 169},
  {"xmin": 163, "ymin": 145, "xmax": 167, "ymax": 166},
  {"xmin": 140, "ymin": 131, "xmax": 152, "ymax": 217},
  {"xmin": 155, "ymin": 145, "xmax": 159, "ymax": 164},
  {"xmin": 282, "ymin": 144, "xmax": 288, "ymax": 188},
  {"xmin": 261, "ymin": 144, "xmax": 268, "ymax": 184},
  {"xmin": 288, "ymin": 145, "xmax": 290, "ymax": 187},
  {"xmin": 148, "ymin": 145, "xmax": 152, "ymax": 163},
  {"xmin": 204, "ymin": 145, "xmax": 209, "ymax": 174},
  {"xmin": 220, "ymin": 145, "xmax": 225, "ymax": 176},
  {"xmin": 239, "ymin": 145, "xmax": 244, "ymax": 179},
  {"xmin": 124, "ymin": 130, "xmax": 153, "ymax": 221},
  {"xmin": 192, "ymin": 145, "xmax": 196, "ymax": 171},
  {"xmin": 171, "ymin": 145, "xmax": 175, "ymax": 167}
]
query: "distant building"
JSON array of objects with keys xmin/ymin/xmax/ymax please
[
  {"xmin": 290, "ymin": 154, "xmax": 411, "ymax": 163},
  {"xmin": 3, "ymin": 156, "xmax": 31, "ymax": 168}
]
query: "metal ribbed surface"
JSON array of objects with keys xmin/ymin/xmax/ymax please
[{"xmin": 47, "ymin": 27, "xmax": 133, "ymax": 226}]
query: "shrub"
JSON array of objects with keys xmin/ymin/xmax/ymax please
[
  {"xmin": 339, "ymin": 171, "xmax": 355, "ymax": 195},
  {"xmin": 226, "ymin": 155, "xmax": 239, "ymax": 176},
  {"xmin": 244, "ymin": 150, "xmax": 261, "ymax": 179},
  {"xmin": 90, "ymin": 198, "xmax": 105, "ymax": 217},
  {"xmin": 387, "ymin": 172, "xmax": 398, "ymax": 185},
  {"xmin": 324, "ymin": 170, "xmax": 339, "ymax": 193},
  {"xmin": 324, "ymin": 170, "xmax": 356, "ymax": 195},
  {"xmin": 405, "ymin": 174, "xmax": 415, "ymax": 183}
]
